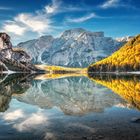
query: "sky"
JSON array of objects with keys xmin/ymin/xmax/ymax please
[{"xmin": 0, "ymin": 0, "xmax": 140, "ymax": 44}]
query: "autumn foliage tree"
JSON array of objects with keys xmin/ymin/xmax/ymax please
[{"xmin": 88, "ymin": 34, "xmax": 140, "ymax": 72}]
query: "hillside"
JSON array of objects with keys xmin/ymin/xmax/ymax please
[{"xmin": 88, "ymin": 34, "xmax": 140, "ymax": 72}]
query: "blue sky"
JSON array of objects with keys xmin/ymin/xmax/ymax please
[{"xmin": 0, "ymin": 0, "xmax": 140, "ymax": 44}]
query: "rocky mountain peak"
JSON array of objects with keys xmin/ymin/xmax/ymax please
[
  {"xmin": 61, "ymin": 28, "xmax": 104, "ymax": 40},
  {"xmin": 16, "ymin": 28, "xmax": 126, "ymax": 67},
  {"xmin": 39, "ymin": 35, "xmax": 54, "ymax": 41},
  {"xmin": 60, "ymin": 28, "xmax": 86, "ymax": 40}
]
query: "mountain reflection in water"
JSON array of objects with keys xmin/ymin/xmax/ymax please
[
  {"xmin": 0, "ymin": 73, "xmax": 140, "ymax": 113},
  {"xmin": 0, "ymin": 73, "xmax": 140, "ymax": 140}
]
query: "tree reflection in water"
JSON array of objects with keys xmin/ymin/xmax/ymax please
[{"xmin": 88, "ymin": 73, "xmax": 140, "ymax": 111}]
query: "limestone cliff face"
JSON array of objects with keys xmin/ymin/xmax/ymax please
[{"xmin": 0, "ymin": 33, "xmax": 39, "ymax": 72}]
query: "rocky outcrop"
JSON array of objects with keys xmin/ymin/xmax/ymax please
[{"xmin": 0, "ymin": 33, "xmax": 41, "ymax": 72}]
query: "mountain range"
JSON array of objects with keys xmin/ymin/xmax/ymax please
[{"xmin": 16, "ymin": 28, "xmax": 125, "ymax": 67}]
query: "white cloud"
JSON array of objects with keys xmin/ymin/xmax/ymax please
[
  {"xmin": 3, "ymin": 109, "xmax": 24, "ymax": 121},
  {"xmin": 67, "ymin": 13, "xmax": 97, "ymax": 23},
  {"xmin": 45, "ymin": 0, "xmax": 60, "ymax": 14},
  {"xmin": 45, "ymin": 6, "xmax": 56, "ymax": 14},
  {"xmin": 13, "ymin": 112, "xmax": 47, "ymax": 132},
  {"xmin": 2, "ymin": 8, "xmax": 52, "ymax": 36},
  {"xmin": 15, "ymin": 13, "xmax": 51, "ymax": 34},
  {"xmin": 45, "ymin": 132, "xmax": 55, "ymax": 140},
  {"xmin": 1, "ymin": 0, "xmax": 61, "ymax": 36},
  {"xmin": 0, "ymin": 0, "xmax": 95, "ymax": 38},
  {"xmin": 100, "ymin": 0, "xmax": 120, "ymax": 9},
  {"xmin": 45, "ymin": 0, "xmax": 83, "ymax": 14},
  {"xmin": 3, "ymin": 23, "xmax": 26, "ymax": 35}
]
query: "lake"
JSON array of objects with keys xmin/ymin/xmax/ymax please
[{"xmin": 0, "ymin": 73, "xmax": 140, "ymax": 140}]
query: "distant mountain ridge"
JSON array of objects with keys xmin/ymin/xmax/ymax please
[
  {"xmin": 17, "ymin": 28, "xmax": 124, "ymax": 67},
  {"xmin": 115, "ymin": 36, "xmax": 133, "ymax": 42}
]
